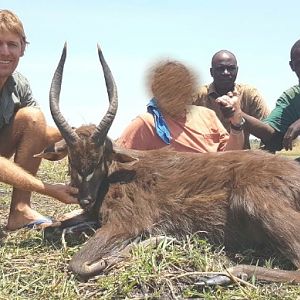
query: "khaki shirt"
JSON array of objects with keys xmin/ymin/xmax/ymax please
[
  {"xmin": 0, "ymin": 72, "xmax": 38, "ymax": 130},
  {"xmin": 193, "ymin": 83, "xmax": 269, "ymax": 149}
]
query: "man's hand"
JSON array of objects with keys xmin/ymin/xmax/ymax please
[
  {"xmin": 215, "ymin": 91, "xmax": 242, "ymax": 125},
  {"xmin": 283, "ymin": 119, "xmax": 300, "ymax": 150},
  {"xmin": 46, "ymin": 183, "xmax": 79, "ymax": 204}
]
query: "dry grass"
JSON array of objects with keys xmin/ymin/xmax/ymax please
[
  {"xmin": 278, "ymin": 140, "xmax": 300, "ymax": 158},
  {"xmin": 1, "ymin": 158, "xmax": 300, "ymax": 299},
  {"xmin": 251, "ymin": 138, "xmax": 300, "ymax": 158}
]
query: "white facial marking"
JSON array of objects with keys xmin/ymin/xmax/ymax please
[
  {"xmin": 77, "ymin": 173, "xmax": 82, "ymax": 182},
  {"xmin": 86, "ymin": 172, "xmax": 93, "ymax": 182}
]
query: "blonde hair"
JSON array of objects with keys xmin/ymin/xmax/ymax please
[
  {"xmin": 0, "ymin": 10, "xmax": 28, "ymax": 49},
  {"xmin": 148, "ymin": 60, "xmax": 197, "ymax": 118}
]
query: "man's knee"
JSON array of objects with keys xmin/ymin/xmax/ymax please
[
  {"xmin": 14, "ymin": 107, "xmax": 46, "ymax": 128},
  {"xmin": 13, "ymin": 107, "xmax": 48, "ymax": 148}
]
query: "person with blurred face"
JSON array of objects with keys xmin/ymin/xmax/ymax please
[
  {"xmin": 0, "ymin": 10, "xmax": 77, "ymax": 230},
  {"xmin": 193, "ymin": 50, "xmax": 269, "ymax": 149},
  {"xmin": 244, "ymin": 39, "xmax": 300, "ymax": 152},
  {"xmin": 117, "ymin": 60, "xmax": 245, "ymax": 153}
]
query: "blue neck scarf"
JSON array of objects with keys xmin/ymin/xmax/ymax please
[{"xmin": 147, "ymin": 98, "xmax": 171, "ymax": 144}]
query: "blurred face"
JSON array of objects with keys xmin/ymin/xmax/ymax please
[
  {"xmin": 210, "ymin": 52, "xmax": 238, "ymax": 93},
  {"xmin": 150, "ymin": 62, "xmax": 196, "ymax": 118},
  {"xmin": 290, "ymin": 47, "xmax": 300, "ymax": 81},
  {"xmin": 0, "ymin": 31, "xmax": 24, "ymax": 87}
]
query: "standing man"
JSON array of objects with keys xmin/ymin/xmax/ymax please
[
  {"xmin": 244, "ymin": 39, "xmax": 300, "ymax": 152},
  {"xmin": 193, "ymin": 50, "xmax": 269, "ymax": 149},
  {"xmin": 0, "ymin": 10, "xmax": 63, "ymax": 230}
]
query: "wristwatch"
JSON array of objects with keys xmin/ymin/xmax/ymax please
[{"xmin": 230, "ymin": 117, "xmax": 245, "ymax": 131}]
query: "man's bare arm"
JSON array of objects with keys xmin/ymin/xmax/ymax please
[{"xmin": 0, "ymin": 157, "xmax": 78, "ymax": 204}]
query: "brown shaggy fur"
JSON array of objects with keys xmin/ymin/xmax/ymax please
[{"xmin": 60, "ymin": 145, "xmax": 300, "ymax": 282}]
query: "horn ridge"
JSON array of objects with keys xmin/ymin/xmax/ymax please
[
  {"xmin": 49, "ymin": 43, "xmax": 79, "ymax": 145},
  {"xmin": 91, "ymin": 44, "xmax": 118, "ymax": 145}
]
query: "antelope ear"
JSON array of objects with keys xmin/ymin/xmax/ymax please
[
  {"xmin": 34, "ymin": 139, "xmax": 68, "ymax": 161},
  {"xmin": 112, "ymin": 144, "xmax": 139, "ymax": 164}
]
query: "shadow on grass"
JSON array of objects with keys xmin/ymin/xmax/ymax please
[
  {"xmin": 226, "ymin": 245, "xmax": 296, "ymax": 272},
  {"xmin": 43, "ymin": 225, "xmax": 94, "ymax": 248}
]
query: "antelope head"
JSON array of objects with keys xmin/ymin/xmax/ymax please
[{"xmin": 44, "ymin": 43, "xmax": 120, "ymax": 209}]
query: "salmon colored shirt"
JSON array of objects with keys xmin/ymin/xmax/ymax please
[{"xmin": 117, "ymin": 105, "xmax": 229, "ymax": 153}]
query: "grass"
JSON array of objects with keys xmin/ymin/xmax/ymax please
[
  {"xmin": 1, "ymin": 151, "xmax": 300, "ymax": 299},
  {"xmin": 251, "ymin": 137, "xmax": 300, "ymax": 158},
  {"xmin": 279, "ymin": 141, "xmax": 300, "ymax": 158}
]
